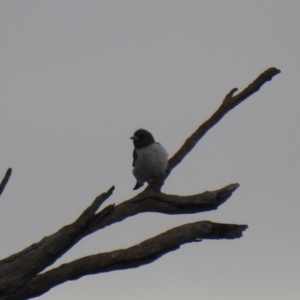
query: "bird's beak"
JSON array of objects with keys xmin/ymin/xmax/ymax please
[{"xmin": 130, "ymin": 135, "xmax": 139, "ymax": 141}]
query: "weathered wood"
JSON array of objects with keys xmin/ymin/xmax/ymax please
[
  {"xmin": 160, "ymin": 67, "xmax": 280, "ymax": 185},
  {"xmin": 18, "ymin": 221, "xmax": 248, "ymax": 299},
  {"xmin": 0, "ymin": 68, "xmax": 280, "ymax": 299}
]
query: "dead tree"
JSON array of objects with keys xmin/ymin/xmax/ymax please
[{"xmin": 0, "ymin": 68, "xmax": 280, "ymax": 300}]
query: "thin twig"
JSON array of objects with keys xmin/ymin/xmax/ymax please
[{"xmin": 0, "ymin": 168, "xmax": 12, "ymax": 197}]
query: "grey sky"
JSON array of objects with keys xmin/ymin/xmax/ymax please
[{"xmin": 0, "ymin": 1, "xmax": 299, "ymax": 299}]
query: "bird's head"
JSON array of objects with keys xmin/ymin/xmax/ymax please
[{"xmin": 130, "ymin": 129, "xmax": 155, "ymax": 149}]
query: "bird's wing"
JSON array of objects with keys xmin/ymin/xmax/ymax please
[{"xmin": 132, "ymin": 149, "xmax": 138, "ymax": 167}]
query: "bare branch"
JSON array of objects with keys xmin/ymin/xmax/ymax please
[
  {"xmin": 0, "ymin": 183, "xmax": 237, "ymax": 297},
  {"xmin": 0, "ymin": 68, "xmax": 280, "ymax": 299},
  {"xmin": 0, "ymin": 168, "xmax": 12, "ymax": 197},
  {"xmin": 20, "ymin": 221, "xmax": 248, "ymax": 299},
  {"xmin": 0, "ymin": 186, "xmax": 115, "ymax": 296},
  {"xmin": 158, "ymin": 183, "xmax": 239, "ymax": 213},
  {"xmin": 161, "ymin": 67, "xmax": 280, "ymax": 183},
  {"xmin": 85, "ymin": 183, "xmax": 239, "ymax": 234}
]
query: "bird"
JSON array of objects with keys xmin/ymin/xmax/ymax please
[{"xmin": 130, "ymin": 129, "xmax": 168, "ymax": 190}]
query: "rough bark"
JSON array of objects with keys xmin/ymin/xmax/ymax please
[
  {"xmin": 0, "ymin": 68, "xmax": 280, "ymax": 299},
  {"xmin": 21, "ymin": 221, "xmax": 247, "ymax": 299}
]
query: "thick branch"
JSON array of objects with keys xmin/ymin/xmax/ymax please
[
  {"xmin": 161, "ymin": 67, "xmax": 280, "ymax": 182},
  {"xmin": 85, "ymin": 183, "xmax": 239, "ymax": 234},
  {"xmin": 0, "ymin": 183, "xmax": 237, "ymax": 297},
  {"xmin": 0, "ymin": 187, "xmax": 115, "ymax": 296},
  {"xmin": 0, "ymin": 68, "xmax": 279, "ymax": 299},
  {"xmin": 20, "ymin": 221, "xmax": 248, "ymax": 299},
  {"xmin": 0, "ymin": 168, "xmax": 12, "ymax": 197}
]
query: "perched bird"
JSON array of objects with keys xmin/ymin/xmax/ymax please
[{"xmin": 130, "ymin": 129, "xmax": 168, "ymax": 190}]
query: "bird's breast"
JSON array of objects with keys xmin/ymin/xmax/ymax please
[{"xmin": 133, "ymin": 143, "xmax": 168, "ymax": 182}]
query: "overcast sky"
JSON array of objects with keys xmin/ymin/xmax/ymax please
[{"xmin": 0, "ymin": 1, "xmax": 299, "ymax": 300}]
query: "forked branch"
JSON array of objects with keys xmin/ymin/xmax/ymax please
[
  {"xmin": 0, "ymin": 68, "xmax": 280, "ymax": 300},
  {"xmin": 161, "ymin": 67, "xmax": 280, "ymax": 182},
  {"xmin": 0, "ymin": 186, "xmax": 115, "ymax": 296}
]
